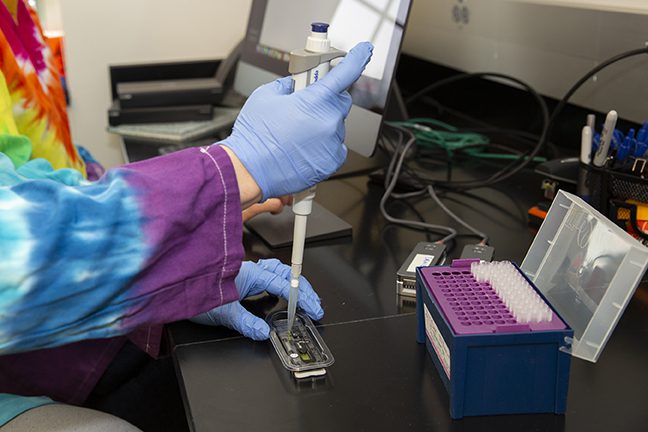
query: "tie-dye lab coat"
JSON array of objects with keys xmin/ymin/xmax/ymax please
[
  {"xmin": 0, "ymin": 144, "xmax": 244, "ymax": 412},
  {"xmin": 0, "ymin": 2, "xmax": 244, "ymax": 421}
]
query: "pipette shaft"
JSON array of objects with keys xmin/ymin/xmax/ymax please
[{"xmin": 287, "ymin": 187, "xmax": 315, "ymax": 329}]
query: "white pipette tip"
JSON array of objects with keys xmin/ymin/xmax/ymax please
[
  {"xmin": 470, "ymin": 261, "xmax": 552, "ymax": 324},
  {"xmin": 287, "ymin": 278, "xmax": 299, "ymax": 330}
]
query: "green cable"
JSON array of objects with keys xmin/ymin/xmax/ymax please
[
  {"xmin": 385, "ymin": 119, "xmax": 547, "ymax": 163},
  {"xmin": 388, "ymin": 119, "xmax": 489, "ymax": 151},
  {"xmin": 468, "ymin": 152, "xmax": 546, "ymax": 162}
]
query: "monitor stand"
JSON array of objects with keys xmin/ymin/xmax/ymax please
[
  {"xmin": 244, "ymin": 149, "xmax": 386, "ymax": 248},
  {"xmin": 245, "ymin": 201, "xmax": 351, "ymax": 248}
]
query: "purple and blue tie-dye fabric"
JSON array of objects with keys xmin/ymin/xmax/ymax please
[{"xmin": 0, "ymin": 144, "xmax": 243, "ymax": 406}]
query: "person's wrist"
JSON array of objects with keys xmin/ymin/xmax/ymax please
[{"xmin": 219, "ymin": 145, "xmax": 262, "ymax": 209}]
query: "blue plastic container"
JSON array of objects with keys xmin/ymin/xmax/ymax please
[{"xmin": 416, "ymin": 260, "xmax": 573, "ymax": 419}]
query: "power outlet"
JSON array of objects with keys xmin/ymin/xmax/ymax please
[{"xmin": 452, "ymin": 0, "xmax": 470, "ymax": 27}]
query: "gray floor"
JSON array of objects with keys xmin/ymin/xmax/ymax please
[{"xmin": 2, "ymin": 405, "xmax": 140, "ymax": 432}]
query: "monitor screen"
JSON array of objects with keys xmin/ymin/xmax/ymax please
[{"xmin": 234, "ymin": 0, "xmax": 411, "ymax": 157}]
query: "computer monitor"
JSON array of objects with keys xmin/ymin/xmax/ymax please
[
  {"xmin": 234, "ymin": 0, "xmax": 412, "ymax": 158},
  {"xmin": 238, "ymin": 0, "xmax": 413, "ymax": 248}
]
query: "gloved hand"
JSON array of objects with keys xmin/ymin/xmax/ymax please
[
  {"xmin": 221, "ymin": 42, "xmax": 373, "ymax": 200},
  {"xmin": 190, "ymin": 259, "xmax": 324, "ymax": 340}
]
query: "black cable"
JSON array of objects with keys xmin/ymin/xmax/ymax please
[
  {"xmin": 482, "ymin": 46, "xmax": 648, "ymax": 186},
  {"xmin": 379, "ymin": 121, "xmax": 533, "ymax": 193},
  {"xmin": 376, "ymin": 46, "xmax": 648, "ymax": 247},
  {"xmin": 403, "ymin": 47, "xmax": 648, "ymax": 190},
  {"xmin": 392, "ymin": 146, "xmax": 531, "ymax": 189},
  {"xmin": 419, "ymin": 94, "xmax": 571, "ymax": 162},
  {"xmin": 451, "ymin": 142, "xmax": 525, "ymax": 156},
  {"xmin": 390, "ymin": 80, "xmax": 410, "ymax": 120},
  {"xmin": 538, "ymin": 46, "xmax": 648, "ymax": 153},
  {"xmin": 416, "ymin": 96, "xmax": 552, "ymax": 148},
  {"xmin": 406, "ymin": 72, "xmax": 545, "ymax": 110},
  {"xmin": 403, "ymin": 72, "xmax": 550, "ymax": 189}
]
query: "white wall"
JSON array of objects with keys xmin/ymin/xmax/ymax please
[
  {"xmin": 36, "ymin": 0, "xmax": 63, "ymax": 33},
  {"xmin": 510, "ymin": 0, "xmax": 648, "ymax": 15},
  {"xmin": 60, "ymin": 0, "xmax": 251, "ymax": 168},
  {"xmin": 402, "ymin": 0, "xmax": 648, "ymax": 124}
]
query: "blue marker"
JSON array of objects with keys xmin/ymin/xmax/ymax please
[
  {"xmin": 616, "ymin": 130, "xmax": 634, "ymax": 163},
  {"xmin": 592, "ymin": 132, "xmax": 601, "ymax": 154},
  {"xmin": 627, "ymin": 128, "xmax": 636, "ymax": 141},
  {"xmin": 634, "ymin": 124, "xmax": 648, "ymax": 157},
  {"xmin": 611, "ymin": 129, "xmax": 624, "ymax": 150},
  {"xmin": 637, "ymin": 122, "xmax": 648, "ymax": 144},
  {"xmin": 634, "ymin": 140, "xmax": 648, "ymax": 158}
]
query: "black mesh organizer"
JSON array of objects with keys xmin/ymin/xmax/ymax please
[{"xmin": 584, "ymin": 163, "xmax": 648, "ymax": 240}]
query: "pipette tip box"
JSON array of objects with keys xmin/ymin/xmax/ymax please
[
  {"xmin": 416, "ymin": 260, "xmax": 572, "ymax": 418},
  {"xmin": 416, "ymin": 191, "xmax": 648, "ymax": 419}
]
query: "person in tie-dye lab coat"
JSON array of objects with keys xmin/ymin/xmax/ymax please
[{"xmin": 0, "ymin": 0, "xmax": 374, "ymax": 426}]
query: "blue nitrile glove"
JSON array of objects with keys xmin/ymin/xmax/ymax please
[
  {"xmin": 221, "ymin": 42, "xmax": 373, "ymax": 200},
  {"xmin": 190, "ymin": 259, "xmax": 324, "ymax": 341}
]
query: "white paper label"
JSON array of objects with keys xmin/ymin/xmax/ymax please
[
  {"xmin": 407, "ymin": 254, "xmax": 436, "ymax": 273},
  {"xmin": 424, "ymin": 304, "xmax": 451, "ymax": 379}
]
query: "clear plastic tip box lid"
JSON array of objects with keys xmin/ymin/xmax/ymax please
[{"xmin": 521, "ymin": 191, "xmax": 648, "ymax": 362}]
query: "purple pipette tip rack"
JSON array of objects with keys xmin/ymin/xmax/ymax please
[{"xmin": 420, "ymin": 261, "xmax": 566, "ymax": 335}]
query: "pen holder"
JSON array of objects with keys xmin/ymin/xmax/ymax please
[{"xmin": 583, "ymin": 164, "xmax": 648, "ymax": 240}]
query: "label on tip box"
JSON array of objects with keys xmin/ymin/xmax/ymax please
[{"xmin": 425, "ymin": 305, "xmax": 451, "ymax": 379}]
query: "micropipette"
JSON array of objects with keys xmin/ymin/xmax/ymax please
[{"xmin": 286, "ymin": 23, "xmax": 346, "ymax": 330}]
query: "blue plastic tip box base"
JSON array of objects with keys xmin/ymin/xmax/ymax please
[{"xmin": 416, "ymin": 260, "xmax": 573, "ymax": 419}]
